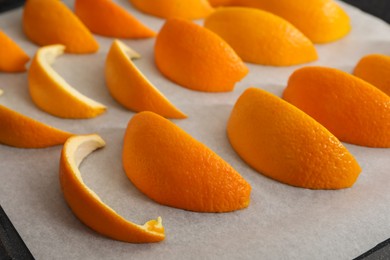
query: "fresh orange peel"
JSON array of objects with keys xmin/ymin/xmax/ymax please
[
  {"xmin": 75, "ymin": 0, "xmax": 155, "ymax": 38},
  {"xmin": 28, "ymin": 45, "xmax": 106, "ymax": 119},
  {"xmin": 155, "ymin": 18, "xmax": 248, "ymax": 92},
  {"xmin": 227, "ymin": 88, "xmax": 361, "ymax": 189},
  {"xmin": 353, "ymin": 54, "xmax": 390, "ymax": 96},
  {"xmin": 59, "ymin": 134, "xmax": 165, "ymax": 243},
  {"xmin": 123, "ymin": 111, "xmax": 251, "ymax": 212},
  {"xmin": 212, "ymin": 0, "xmax": 351, "ymax": 43},
  {"xmin": 105, "ymin": 40, "xmax": 186, "ymax": 119},
  {"xmin": 128, "ymin": 0, "xmax": 214, "ymax": 19},
  {"xmin": 23, "ymin": 0, "xmax": 98, "ymax": 53},
  {"xmin": 0, "ymin": 104, "xmax": 72, "ymax": 148},
  {"xmin": 0, "ymin": 30, "xmax": 30, "ymax": 72},
  {"xmin": 283, "ymin": 66, "xmax": 390, "ymax": 148},
  {"xmin": 204, "ymin": 7, "xmax": 318, "ymax": 66}
]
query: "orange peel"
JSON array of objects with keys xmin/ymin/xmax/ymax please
[
  {"xmin": 23, "ymin": 0, "xmax": 98, "ymax": 53},
  {"xmin": 283, "ymin": 66, "xmax": 390, "ymax": 148},
  {"xmin": 353, "ymin": 54, "xmax": 390, "ymax": 96},
  {"xmin": 0, "ymin": 30, "xmax": 30, "ymax": 72},
  {"xmin": 204, "ymin": 7, "xmax": 318, "ymax": 66},
  {"xmin": 208, "ymin": 0, "xmax": 234, "ymax": 6},
  {"xmin": 155, "ymin": 18, "xmax": 248, "ymax": 92},
  {"xmin": 227, "ymin": 88, "xmax": 361, "ymax": 189},
  {"xmin": 28, "ymin": 45, "xmax": 106, "ymax": 119},
  {"xmin": 0, "ymin": 104, "xmax": 72, "ymax": 148},
  {"xmin": 123, "ymin": 111, "xmax": 251, "ymax": 212},
  {"xmin": 129, "ymin": 0, "xmax": 213, "ymax": 19},
  {"xmin": 105, "ymin": 40, "xmax": 186, "ymax": 119},
  {"xmin": 74, "ymin": 0, "xmax": 155, "ymax": 38},
  {"xmin": 230, "ymin": 0, "xmax": 351, "ymax": 43},
  {"xmin": 59, "ymin": 134, "xmax": 165, "ymax": 243}
]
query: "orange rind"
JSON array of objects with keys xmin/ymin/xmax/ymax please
[
  {"xmin": 28, "ymin": 45, "xmax": 106, "ymax": 119},
  {"xmin": 227, "ymin": 88, "xmax": 361, "ymax": 189},
  {"xmin": 0, "ymin": 104, "xmax": 73, "ymax": 148},
  {"xmin": 75, "ymin": 0, "xmax": 155, "ymax": 38},
  {"xmin": 123, "ymin": 111, "xmax": 251, "ymax": 212},
  {"xmin": 353, "ymin": 54, "xmax": 390, "ymax": 96},
  {"xmin": 204, "ymin": 7, "xmax": 318, "ymax": 66},
  {"xmin": 60, "ymin": 134, "xmax": 165, "ymax": 243},
  {"xmin": 23, "ymin": 0, "xmax": 98, "ymax": 53},
  {"xmin": 105, "ymin": 40, "xmax": 186, "ymax": 119},
  {"xmin": 129, "ymin": 0, "xmax": 213, "ymax": 19},
  {"xmin": 155, "ymin": 18, "xmax": 248, "ymax": 92},
  {"xmin": 208, "ymin": 0, "xmax": 234, "ymax": 6},
  {"xmin": 0, "ymin": 30, "xmax": 30, "ymax": 72},
  {"xmin": 283, "ymin": 66, "xmax": 390, "ymax": 148},
  {"xmin": 227, "ymin": 0, "xmax": 351, "ymax": 43}
]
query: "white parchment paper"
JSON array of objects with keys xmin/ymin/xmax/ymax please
[{"xmin": 1, "ymin": 1, "xmax": 390, "ymax": 259}]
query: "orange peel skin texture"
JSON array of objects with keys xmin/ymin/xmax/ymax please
[
  {"xmin": 208, "ymin": 0, "xmax": 235, "ymax": 6},
  {"xmin": 204, "ymin": 7, "xmax": 318, "ymax": 66},
  {"xmin": 0, "ymin": 104, "xmax": 73, "ymax": 148},
  {"xmin": 0, "ymin": 30, "xmax": 30, "ymax": 72},
  {"xmin": 353, "ymin": 54, "xmax": 390, "ymax": 96},
  {"xmin": 74, "ymin": 0, "xmax": 155, "ymax": 38},
  {"xmin": 105, "ymin": 40, "xmax": 186, "ymax": 119},
  {"xmin": 129, "ymin": 0, "xmax": 214, "ymax": 20},
  {"xmin": 123, "ymin": 111, "xmax": 251, "ymax": 212},
  {"xmin": 60, "ymin": 134, "xmax": 165, "ymax": 243},
  {"xmin": 28, "ymin": 45, "xmax": 106, "ymax": 119},
  {"xmin": 23, "ymin": 0, "xmax": 98, "ymax": 54},
  {"xmin": 154, "ymin": 18, "xmax": 248, "ymax": 92},
  {"xmin": 227, "ymin": 88, "xmax": 361, "ymax": 189},
  {"xmin": 227, "ymin": 0, "xmax": 351, "ymax": 43},
  {"xmin": 283, "ymin": 66, "xmax": 390, "ymax": 148}
]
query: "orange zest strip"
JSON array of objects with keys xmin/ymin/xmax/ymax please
[
  {"xmin": 105, "ymin": 40, "xmax": 186, "ymax": 119},
  {"xmin": 28, "ymin": 45, "xmax": 106, "ymax": 119},
  {"xmin": 60, "ymin": 134, "xmax": 165, "ymax": 243}
]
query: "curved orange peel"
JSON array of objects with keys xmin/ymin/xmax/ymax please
[
  {"xmin": 59, "ymin": 134, "xmax": 165, "ymax": 243},
  {"xmin": 283, "ymin": 66, "xmax": 390, "ymax": 148},
  {"xmin": 204, "ymin": 7, "xmax": 318, "ymax": 66},
  {"xmin": 0, "ymin": 30, "xmax": 30, "ymax": 72},
  {"xmin": 75, "ymin": 0, "xmax": 155, "ymax": 38},
  {"xmin": 105, "ymin": 40, "xmax": 186, "ymax": 119},
  {"xmin": 0, "ymin": 104, "xmax": 73, "ymax": 148},
  {"xmin": 123, "ymin": 111, "xmax": 251, "ymax": 212},
  {"xmin": 353, "ymin": 54, "xmax": 390, "ymax": 96},
  {"xmin": 229, "ymin": 0, "xmax": 351, "ymax": 43},
  {"xmin": 155, "ymin": 18, "xmax": 248, "ymax": 92},
  {"xmin": 28, "ymin": 45, "xmax": 106, "ymax": 119},
  {"xmin": 129, "ymin": 0, "xmax": 213, "ymax": 19},
  {"xmin": 23, "ymin": 0, "xmax": 98, "ymax": 53},
  {"xmin": 227, "ymin": 88, "xmax": 361, "ymax": 189}
]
